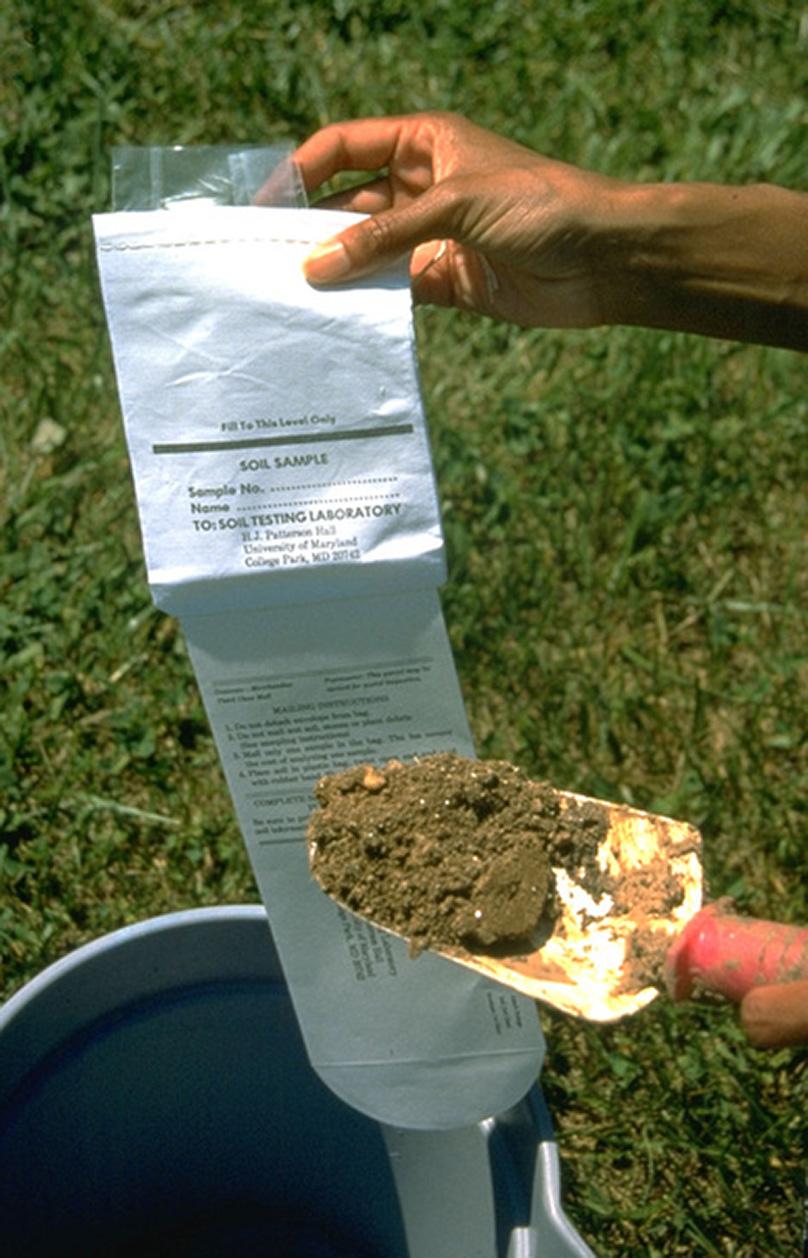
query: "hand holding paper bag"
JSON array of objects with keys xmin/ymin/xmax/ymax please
[{"xmin": 295, "ymin": 111, "xmax": 808, "ymax": 351}]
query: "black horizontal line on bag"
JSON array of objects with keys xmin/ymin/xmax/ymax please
[{"xmin": 151, "ymin": 424, "xmax": 415, "ymax": 454}]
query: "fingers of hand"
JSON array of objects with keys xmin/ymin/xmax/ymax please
[
  {"xmin": 303, "ymin": 188, "xmax": 460, "ymax": 285},
  {"xmin": 740, "ymin": 979, "xmax": 808, "ymax": 1049},
  {"xmin": 293, "ymin": 115, "xmax": 420, "ymax": 196},
  {"xmin": 303, "ymin": 237, "xmax": 354, "ymax": 283},
  {"xmin": 312, "ymin": 176, "xmax": 396, "ymax": 216},
  {"xmin": 303, "ymin": 213, "xmax": 405, "ymax": 283},
  {"xmin": 410, "ymin": 241, "xmax": 496, "ymax": 315},
  {"xmin": 410, "ymin": 241, "xmax": 453, "ymax": 306}
]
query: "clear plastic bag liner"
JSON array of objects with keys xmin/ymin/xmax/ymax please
[{"xmin": 111, "ymin": 143, "xmax": 306, "ymax": 211}]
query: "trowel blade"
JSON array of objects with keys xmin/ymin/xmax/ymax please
[{"xmin": 435, "ymin": 790, "xmax": 703, "ymax": 1021}]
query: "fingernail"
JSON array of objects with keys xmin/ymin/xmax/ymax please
[{"xmin": 304, "ymin": 239, "xmax": 351, "ymax": 283}]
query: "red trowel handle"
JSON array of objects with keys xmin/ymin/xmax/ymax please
[{"xmin": 665, "ymin": 900, "xmax": 808, "ymax": 1003}]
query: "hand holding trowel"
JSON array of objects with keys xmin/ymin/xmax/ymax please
[{"xmin": 307, "ymin": 754, "xmax": 808, "ymax": 1043}]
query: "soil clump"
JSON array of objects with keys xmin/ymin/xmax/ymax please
[
  {"xmin": 307, "ymin": 752, "xmax": 609, "ymax": 956},
  {"xmin": 611, "ymin": 863, "xmax": 689, "ymax": 989}
]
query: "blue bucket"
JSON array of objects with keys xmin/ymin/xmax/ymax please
[{"xmin": 0, "ymin": 906, "xmax": 592, "ymax": 1257}]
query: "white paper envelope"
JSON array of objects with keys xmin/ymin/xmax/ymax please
[
  {"xmin": 93, "ymin": 206, "xmax": 545, "ymax": 1128},
  {"xmin": 93, "ymin": 207, "xmax": 445, "ymax": 615}
]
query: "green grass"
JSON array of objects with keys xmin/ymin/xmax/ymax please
[{"xmin": 2, "ymin": 1, "xmax": 807, "ymax": 1253}]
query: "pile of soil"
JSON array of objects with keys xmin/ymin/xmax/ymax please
[
  {"xmin": 307, "ymin": 752, "xmax": 609, "ymax": 956},
  {"xmin": 610, "ymin": 862, "xmax": 690, "ymax": 989}
]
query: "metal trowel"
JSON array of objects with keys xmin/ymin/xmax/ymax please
[{"xmin": 310, "ymin": 782, "xmax": 808, "ymax": 1023}]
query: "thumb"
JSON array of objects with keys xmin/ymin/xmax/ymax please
[
  {"xmin": 303, "ymin": 192, "xmax": 457, "ymax": 285},
  {"xmin": 740, "ymin": 979, "xmax": 808, "ymax": 1049}
]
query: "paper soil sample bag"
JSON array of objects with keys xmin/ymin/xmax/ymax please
[{"xmin": 93, "ymin": 203, "xmax": 544, "ymax": 1128}]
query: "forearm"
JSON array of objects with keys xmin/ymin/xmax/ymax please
[{"xmin": 594, "ymin": 181, "xmax": 808, "ymax": 350}]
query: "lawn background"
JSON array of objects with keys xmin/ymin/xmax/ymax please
[{"xmin": 2, "ymin": 1, "xmax": 807, "ymax": 1253}]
